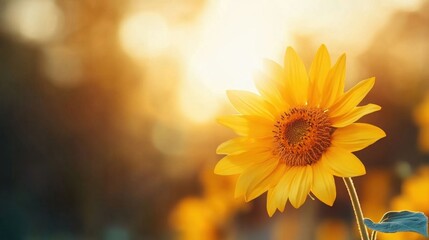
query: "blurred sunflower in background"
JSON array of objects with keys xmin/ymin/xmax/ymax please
[
  {"xmin": 414, "ymin": 94, "xmax": 429, "ymax": 152},
  {"xmin": 215, "ymin": 45, "xmax": 385, "ymax": 216},
  {"xmin": 169, "ymin": 169, "xmax": 244, "ymax": 240},
  {"xmin": 379, "ymin": 166, "xmax": 429, "ymax": 240}
]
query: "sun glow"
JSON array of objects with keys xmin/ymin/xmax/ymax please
[
  {"xmin": 187, "ymin": 1, "xmax": 286, "ymax": 94},
  {"xmin": 179, "ymin": 1, "xmax": 289, "ymax": 122},
  {"xmin": 116, "ymin": 0, "xmax": 425, "ymax": 124},
  {"xmin": 119, "ymin": 12, "xmax": 171, "ymax": 59},
  {"xmin": 178, "ymin": 79, "xmax": 221, "ymax": 124},
  {"xmin": 185, "ymin": 0, "xmax": 424, "ymax": 95}
]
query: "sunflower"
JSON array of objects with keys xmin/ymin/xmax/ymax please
[
  {"xmin": 215, "ymin": 45, "xmax": 386, "ymax": 216},
  {"xmin": 379, "ymin": 166, "xmax": 429, "ymax": 240},
  {"xmin": 414, "ymin": 93, "xmax": 429, "ymax": 152}
]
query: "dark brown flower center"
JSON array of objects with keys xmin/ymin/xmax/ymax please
[
  {"xmin": 284, "ymin": 119, "xmax": 310, "ymax": 144},
  {"xmin": 273, "ymin": 107, "xmax": 334, "ymax": 166}
]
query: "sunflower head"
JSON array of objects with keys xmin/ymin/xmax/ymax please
[{"xmin": 215, "ymin": 45, "xmax": 386, "ymax": 216}]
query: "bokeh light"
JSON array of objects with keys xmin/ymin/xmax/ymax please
[
  {"xmin": 42, "ymin": 46, "xmax": 83, "ymax": 88},
  {"xmin": 2, "ymin": 0, "xmax": 63, "ymax": 43},
  {"xmin": 119, "ymin": 11, "xmax": 171, "ymax": 59}
]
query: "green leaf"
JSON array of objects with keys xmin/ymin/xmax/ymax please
[{"xmin": 364, "ymin": 211, "xmax": 428, "ymax": 237}]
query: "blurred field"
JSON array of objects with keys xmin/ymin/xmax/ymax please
[{"xmin": 0, "ymin": 0, "xmax": 429, "ymax": 239}]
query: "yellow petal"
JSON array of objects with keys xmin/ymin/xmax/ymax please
[
  {"xmin": 331, "ymin": 104, "xmax": 381, "ymax": 128},
  {"xmin": 284, "ymin": 47, "xmax": 309, "ymax": 105},
  {"xmin": 311, "ymin": 162, "xmax": 336, "ymax": 206},
  {"xmin": 214, "ymin": 155, "xmax": 245, "ymax": 175},
  {"xmin": 321, "ymin": 147, "xmax": 366, "ymax": 177},
  {"xmin": 235, "ymin": 158, "xmax": 279, "ymax": 200},
  {"xmin": 216, "ymin": 137, "xmax": 272, "ymax": 155},
  {"xmin": 320, "ymin": 54, "xmax": 346, "ymax": 108},
  {"xmin": 262, "ymin": 59, "xmax": 286, "ymax": 89},
  {"xmin": 266, "ymin": 188, "xmax": 277, "ymax": 217},
  {"xmin": 332, "ymin": 123, "xmax": 386, "ymax": 152},
  {"xmin": 246, "ymin": 163, "xmax": 286, "ymax": 201},
  {"xmin": 261, "ymin": 59, "xmax": 295, "ymax": 108},
  {"xmin": 271, "ymin": 167, "xmax": 296, "ymax": 212},
  {"xmin": 217, "ymin": 115, "xmax": 247, "ymax": 136},
  {"xmin": 216, "ymin": 137, "xmax": 252, "ymax": 155},
  {"xmin": 214, "ymin": 149, "xmax": 273, "ymax": 175},
  {"xmin": 227, "ymin": 90, "xmax": 276, "ymax": 120},
  {"xmin": 254, "ymin": 71, "xmax": 287, "ymax": 112},
  {"xmin": 289, "ymin": 165, "xmax": 312, "ymax": 208},
  {"xmin": 217, "ymin": 115, "xmax": 273, "ymax": 137},
  {"xmin": 328, "ymin": 77, "xmax": 375, "ymax": 117},
  {"xmin": 308, "ymin": 44, "xmax": 331, "ymax": 107}
]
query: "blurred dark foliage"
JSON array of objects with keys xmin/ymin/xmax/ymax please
[{"xmin": 0, "ymin": 1, "xmax": 176, "ymax": 239}]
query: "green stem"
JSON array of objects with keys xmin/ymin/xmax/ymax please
[
  {"xmin": 370, "ymin": 229, "xmax": 377, "ymax": 240},
  {"xmin": 343, "ymin": 177, "xmax": 370, "ymax": 240}
]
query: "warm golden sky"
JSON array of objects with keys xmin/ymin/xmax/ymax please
[{"xmin": 2, "ymin": 0, "xmax": 425, "ymax": 125}]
